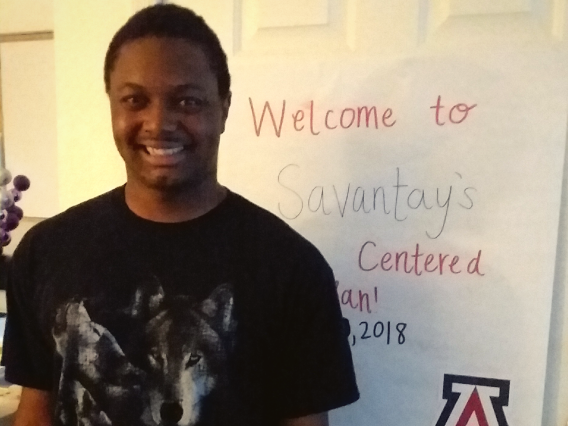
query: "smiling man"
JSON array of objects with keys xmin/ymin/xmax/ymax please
[
  {"xmin": 108, "ymin": 35, "xmax": 230, "ymax": 222},
  {"xmin": 3, "ymin": 4, "xmax": 359, "ymax": 426}
]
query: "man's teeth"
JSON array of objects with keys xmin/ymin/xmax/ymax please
[{"xmin": 146, "ymin": 146, "xmax": 185, "ymax": 156}]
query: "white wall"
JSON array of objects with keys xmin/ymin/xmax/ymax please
[
  {"xmin": 53, "ymin": 0, "xmax": 130, "ymax": 210},
  {"xmin": 1, "ymin": 40, "xmax": 58, "ymax": 217},
  {"xmin": 0, "ymin": 0, "xmax": 58, "ymax": 217},
  {"xmin": 543, "ymin": 8, "xmax": 568, "ymax": 426},
  {"xmin": 0, "ymin": 0, "xmax": 53, "ymax": 33},
  {"xmin": 544, "ymin": 125, "xmax": 568, "ymax": 425}
]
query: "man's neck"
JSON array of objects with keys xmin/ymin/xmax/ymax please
[{"xmin": 124, "ymin": 180, "xmax": 227, "ymax": 223}]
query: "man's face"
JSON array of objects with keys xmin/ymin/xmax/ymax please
[{"xmin": 108, "ymin": 37, "xmax": 230, "ymax": 192}]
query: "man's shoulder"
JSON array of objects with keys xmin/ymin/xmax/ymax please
[
  {"xmin": 226, "ymin": 191, "xmax": 329, "ymax": 265},
  {"xmin": 227, "ymin": 191, "xmax": 305, "ymax": 240},
  {"xmin": 21, "ymin": 187, "xmax": 122, "ymax": 247}
]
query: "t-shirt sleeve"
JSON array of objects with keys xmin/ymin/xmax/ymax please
[
  {"xmin": 1, "ymin": 231, "xmax": 53, "ymax": 390},
  {"xmin": 273, "ymin": 245, "xmax": 360, "ymax": 418}
]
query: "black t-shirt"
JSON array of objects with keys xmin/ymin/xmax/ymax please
[{"xmin": 2, "ymin": 187, "xmax": 359, "ymax": 425}]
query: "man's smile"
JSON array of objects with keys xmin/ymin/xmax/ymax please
[
  {"xmin": 133, "ymin": 142, "xmax": 192, "ymax": 166},
  {"xmin": 146, "ymin": 146, "xmax": 185, "ymax": 156}
]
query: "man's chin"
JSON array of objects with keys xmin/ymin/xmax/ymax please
[
  {"xmin": 137, "ymin": 173, "xmax": 208, "ymax": 194},
  {"xmin": 143, "ymin": 175, "xmax": 187, "ymax": 192}
]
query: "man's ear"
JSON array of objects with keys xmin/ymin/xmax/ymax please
[
  {"xmin": 221, "ymin": 91, "xmax": 232, "ymax": 133},
  {"xmin": 225, "ymin": 91, "xmax": 232, "ymax": 111}
]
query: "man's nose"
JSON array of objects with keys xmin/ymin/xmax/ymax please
[{"xmin": 142, "ymin": 101, "xmax": 178, "ymax": 134}]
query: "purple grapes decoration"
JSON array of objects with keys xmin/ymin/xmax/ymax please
[{"xmin": 0, "ymin": 168, "xmax": 30, "ymax": 255}]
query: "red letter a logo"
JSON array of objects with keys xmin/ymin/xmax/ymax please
[{"xmin": 456, "ymin": 388, "xmax": 489, "ymax": 426}]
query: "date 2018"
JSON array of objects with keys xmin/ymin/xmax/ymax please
[{"xmin": 347, "ymin": 320, "xmax": 407, "ymax": 346}]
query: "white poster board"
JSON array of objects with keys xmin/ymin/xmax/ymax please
[{"xmin": 219, "ymin": 51, "xmax": 567, "ymax": 425}]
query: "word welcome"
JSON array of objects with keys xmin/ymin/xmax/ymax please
[
  {"xmin": 278, "ymin": 164, "xmax": 476, "ymax": 239},
  {"xmin": 358, "ymin": 242, "xmax": 484, "ymax": 276},
  {"xmin": 249, "ymin": 98, "xmax": 396, "ymax": 137}
]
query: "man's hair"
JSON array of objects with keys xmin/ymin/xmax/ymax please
[{"xmin": 104, "ymin": 4, "xmax": 230, "ymax": 98}]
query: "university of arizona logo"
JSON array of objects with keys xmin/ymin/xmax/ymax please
[{"xmin": 435, "ymin": 375, "xmax": 510, "ymax": 426}]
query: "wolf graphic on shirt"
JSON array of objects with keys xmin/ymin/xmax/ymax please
[{"xmin": 52, "ymin": 280, "xmax": 236, "ymax": 426}]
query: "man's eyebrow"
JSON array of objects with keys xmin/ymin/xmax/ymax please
[
  {"xmin": 117, "ymin": 82, "xmax": 205, "ymax": 92},
  {"xmin": 171, "ymin": 83, "xmax": 206, "ymax": 92},
  {"xmin": 117, "ymin": 82, "xmax": 144, "ymax": 90}
]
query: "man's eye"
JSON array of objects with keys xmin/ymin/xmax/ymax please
[
  {"xmin": 177, "ymin": 97, "xmax": 204, "ymax": 109},
  {"xmin": 121, "ymin": 95, "xmax": 147, "ymax": 109}
]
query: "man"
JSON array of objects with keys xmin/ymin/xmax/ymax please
[{"xmin": 3, "ymin": 4, "xmax": 359, "ymax": 426}]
